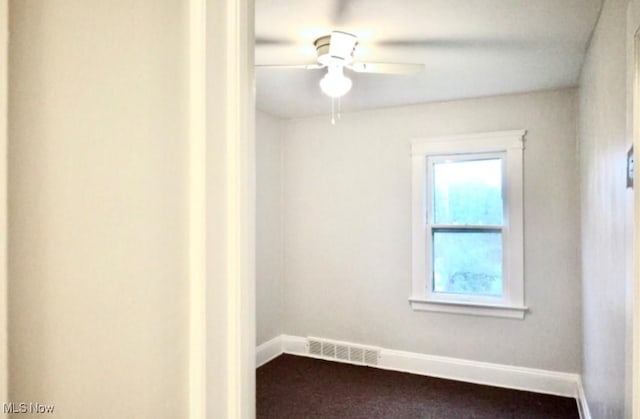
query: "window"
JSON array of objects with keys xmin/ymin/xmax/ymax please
[{"xmin": 410, "ymin": 130, "xmax": 527, "ymax": 319}]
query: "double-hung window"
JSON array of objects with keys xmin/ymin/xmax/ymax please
[{"xmin": 410, "ymin": 130, "xmax": 527, "ymax": 319}]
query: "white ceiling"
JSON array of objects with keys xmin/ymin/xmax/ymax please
[{"xmin": 255, "ymin": 0, "xmax": 603, "ymax": 119}]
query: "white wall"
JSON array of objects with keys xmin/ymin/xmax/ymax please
[
  {"xmin": 629, "ymin": 4, "xmax": 640, "ymax": 419},
  {"xmin": 256, "ymin": 111, "xmax": 284, "ymax": 345},
  {"xmin": 8, "ymin": 1, "xmax": 189, "ymax": 418},
  {"xmin": 578, "ymin": 0, "xmax": 630, "ymax": 417},
  {"xmin": 626, "ymin": 3, "xmax": 640, "ymax": 418},
  {"xmin": 282, "ymin": 88, "xmax": 582, "ymax": 372}
]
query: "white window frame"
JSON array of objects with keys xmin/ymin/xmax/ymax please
[{"xmin": 410, "ymin": 130, "xmax": 527, "ymax": 319}]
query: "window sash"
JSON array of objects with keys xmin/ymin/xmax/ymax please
[
  {"xmin": 425, "ymin": 152, "xmax": 508, "ymax": 304},
  {"xmin": 425, "ymin": 227, "xmax": 507, "ymax": 304},
  {"xmin": 429, "ymin": 227, "xmax": 504, "ymax": 298},
  {"xmin": 426, "ymin": 152, "xmax": 506, "ymax": 228}
]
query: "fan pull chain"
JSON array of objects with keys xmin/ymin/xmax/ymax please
[
  {"xmin": 331, "ymin": 97, "xmax": 336, "ymax": 125},
  {"xmin": 329, "ymin": 97, "xmax": 343, "ymax": 125}
]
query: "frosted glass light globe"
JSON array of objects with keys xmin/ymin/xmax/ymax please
[{"xmin": 319, "ymin": 67, "xmax": 352, "ymax": 98}]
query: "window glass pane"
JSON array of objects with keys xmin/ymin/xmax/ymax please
[
  {"xmin": 432, "ymin": 230, "xmax": 502, "ymax": 297},
  {"xmin": 432, "ymin": 158, "xmax": 503, "ymax": 225}
]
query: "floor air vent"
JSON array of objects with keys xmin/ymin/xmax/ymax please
[
  {"xmin": 306, "ymin": 337, "xmax": 380, "ymax": 366},
  {"xmin": 309, "ymin": 340, "xmax": 322, "ymax": 356}
]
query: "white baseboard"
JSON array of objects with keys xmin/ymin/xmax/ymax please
[
  {"xmin": 256, "ymin": 336, "xmax": 283, "ymax": 368},
  {"xmin": 576, "ymin": 377, "xmax": 592, "ymax": 419},
  {"xmin": 257, "ymin": 334, "xmax": 581, "ymax": 399},
  {"xmin": 378, "ymin": 347, "xmax": 577, "ymax": 398},
  {"xmin": 281, "ymin": 334, "xmax": 307, "ymax": 354}
]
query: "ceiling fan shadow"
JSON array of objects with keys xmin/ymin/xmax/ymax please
[
  {"xmin": 255, "ymin": 36, "xmax": 295, "ymax": 46},
  {"xmin": 376, "ymin": 37, "xmax": 546, "ymax": 51},
  {"xmin": 331, "ymin": 0, "xmax": 357, "ymax": 25}
]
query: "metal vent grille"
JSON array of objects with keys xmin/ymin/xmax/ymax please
[
  {"xmin": 364, "ymin": 349, "xmax": 379, "ymax": 366},
  {"xmin": 349, "ymin": 347, "xmax": 364, "ymax": 363},
  {"xmin": 336, "ymin": 345, "xmax": 349, "ymax": 361},
  {"xmin": 306, "ymin": 337, "xmax": 380, "ymax": 366},
  {"xmin": 309, "ymin": 340, "xmax": 322, "ymax": 356},
  {"xmin": 322, "ymin": 342, "xmax": 336, "ymax": 358}
]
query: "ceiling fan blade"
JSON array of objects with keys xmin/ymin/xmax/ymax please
[
  {"xmin": 255, "ymin": 36, "xmax": 295, "ymax": 46},
  {"xmin": 256, "ymin": 64, "xmax": 325, "ymax": 70},
  {"xmin": 331, "ymin": 0, "xmax": 355, "ymax": 24},
  {"xmin": 376, "ymin": 37, "xmax": 536, "ymax": 50},
  {"xmin": 329, "ymin": 31, "xmax": 358, "ymax": 59},
  {"xmin": 349, "ymin": 62, "xmax": 425, "ymax": 75}
]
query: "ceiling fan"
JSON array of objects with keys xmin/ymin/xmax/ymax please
[{"xmin": 256, "ymin": 31, "xmax": 425, "ymax": 99}]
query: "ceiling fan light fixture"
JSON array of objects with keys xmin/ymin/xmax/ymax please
[{"xmin": 319, "ymin": 66, "xmax": 352, "ymax": 98}]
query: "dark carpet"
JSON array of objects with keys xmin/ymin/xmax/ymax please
[{"xmin": 257, "ymin": 354, "xmax": 579, "ymax": 419}]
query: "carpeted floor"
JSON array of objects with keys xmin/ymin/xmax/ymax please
[{"xmin": 257, "ymin": 354, "xmax": 579, "ymax": 419}]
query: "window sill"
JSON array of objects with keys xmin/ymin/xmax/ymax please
[{"xmin": 408, "ymin": 297, "xmax": 528, "ymax": 319}]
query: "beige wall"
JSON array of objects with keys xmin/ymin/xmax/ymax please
[
  {"xmin": 281, "ymin": 88, "xmax": 582, "ymax": 372},
  {"xmin": 8, "ymin": 1, "xmax": 190, "ymax": 418},
  {"xmin": 256, "ymin": 111, "xmax": 284, "ymax": 346},
  {"xmin": 578, "ymin": 0, "xmax": 630, "ymax": 417},
  {"xmin": 0, "ymin": 0, "xmax": 6, "ymax": 412},
  {"xmin": 202, "ymin": 0, "xmax": 256, "ymax": 416}
]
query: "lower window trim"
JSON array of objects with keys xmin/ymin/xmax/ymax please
[{"xmin": 408, "ymin": 296, "xmax": 528, "ymax": 319}]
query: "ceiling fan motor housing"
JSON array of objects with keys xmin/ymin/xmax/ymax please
[{"xmin": 314, "ymin": 32, "xmax": 357, "ymax": 66}]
